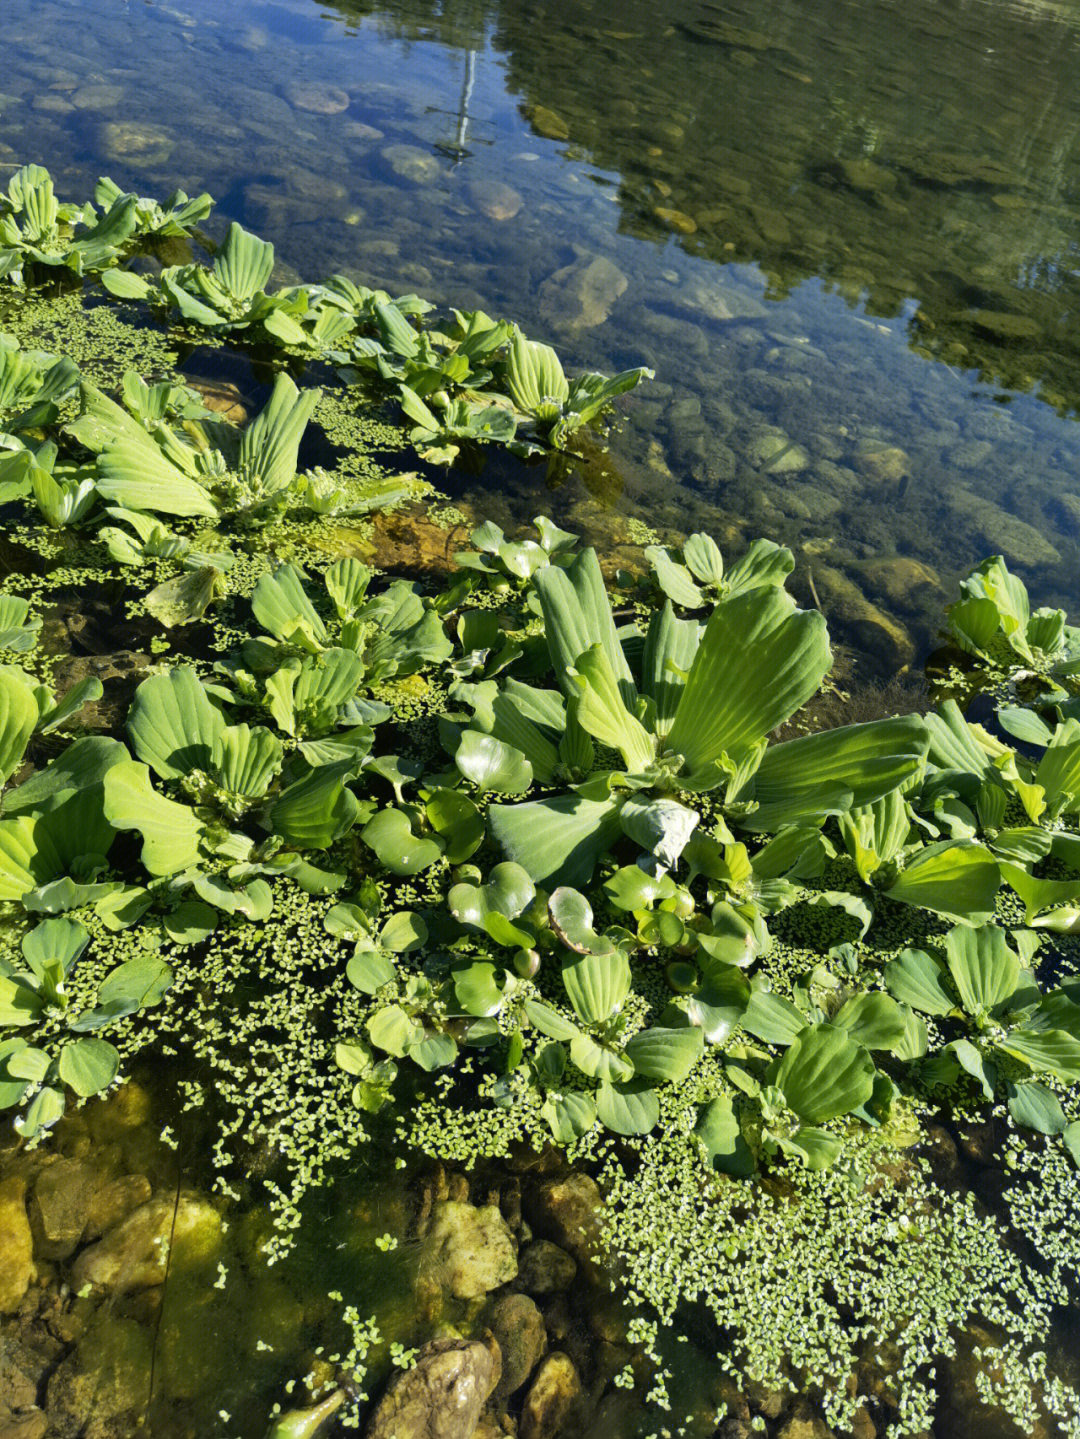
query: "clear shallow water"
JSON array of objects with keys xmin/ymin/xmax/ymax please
[{"xmin": 6, "ymin": 0, "xmax": 1080, "ymax": 671}]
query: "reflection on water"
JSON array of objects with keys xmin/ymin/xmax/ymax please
[{"xmin": 6, "ymin": 0, "xmax": 1080, "ymax": 667}]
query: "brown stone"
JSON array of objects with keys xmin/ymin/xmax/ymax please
[
  {"xmin": 524, "ymin": 105, "xmax": 570, "ymax": 141},
  {"xmin": 286, "ymin": 81, "xmax": 350, "ymax": 115},
  {"xmin": 0, "ymin": 1176, "xmax": 33, "ymax": 1314},
  {"xmin": 422, "ymin": 1200, "xmax": 517, "ymax": 1300},
  {"xmin": 365, "ymin": 1337, "xmax": 499, "ymax": 1439},
  {"xmin": 468, "ymin": 179, "xmax": 523, "ymax": 222},
  {"xmin": 490, "ymin": 1292, "xmax": 546, "ymax": 1398},
  {"xmin": 520, "ymin": 1352, "xmax": 582, "ymax": 1439},
  {"xmin": 528, "ymin": 1174, "xmax": 604, "ymax": 1275}
]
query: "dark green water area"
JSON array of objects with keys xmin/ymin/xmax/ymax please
[{"xmin": 3, "ymin": 1, "xmax": 1080, "ymax": 1438}]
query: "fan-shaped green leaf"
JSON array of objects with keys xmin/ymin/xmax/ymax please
[
  {"xmin": 0, "ymin": 669, "xmax": 38, "ymax": 786},
  {"xmin": 775, "ymin": 1024, "xmax": 876, "ymax": 1123},
  {"xmin": 884, "ymin": 948, "xmax": 955, "ymax": 1016},
  {"xmin": 694, "ymin": 1095, "xmax": 755, "ymax": 1176},
  {"xmin": 886, "ymin": 841, "xmax": 1000, "ymax": 925},
  {"xmin": 624, "ymin": 1025, "xmax": 704, "ymax": 1083},
  {"xmin": 101, "ymin": 760, "xmax": 203, "ymax": 875},
  {"xmin": 127, "ymin": 667, "xmax": 226, "ymax": 780},
  {"xmin": 832, "ymin": 992, "xmax": 908, "ymax": 1051},
  {"xmin": 560, "ymin": 947, "xmax": 631, "ymax": 1025},
  {"xmin": 944, "ymin": 924, "xmax": 1021, "ymax": 1017},
  {"xmin": 667, "ymin": 587, "xmax": 830, "ymax": 772}
]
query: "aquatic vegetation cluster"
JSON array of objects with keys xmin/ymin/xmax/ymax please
[{"xmin": 3, "ymin": 162, "xmax": 1080, "ymax": 1437}]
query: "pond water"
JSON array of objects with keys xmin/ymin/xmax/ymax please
[
  {"xmin": 6, "ymin": 0, "xmax": 1080, "ymax": 673},
  {"xmin": 4, "ymin": 2, "xmax": 1080, "ymax": 1437}
]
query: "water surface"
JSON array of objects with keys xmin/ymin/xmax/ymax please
[{"xmin": 6, "ymin": 0, "xmax": 1080, "ymax": 670}]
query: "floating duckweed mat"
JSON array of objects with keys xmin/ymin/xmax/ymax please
[{"xmin": 2, "ymin": 163, "xmax": 1080, "ymax": 1439}]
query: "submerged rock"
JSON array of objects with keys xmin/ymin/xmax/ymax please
[
  {"xmin": 286, "ymin": 81, "xmax": 350, "ymax": 115},
  {"xmin": 0, "ymin": 1177, "xmax": 33, "ymax": 1313},
  {"xmin": 665, "ymin": 278, "xmax": 767, "ymax": 323},
  {"xmin": 812, "ymin": 565, "xmax": 914, "ymax": 671},
  {"xmin": 365, "ymin": 1337, "xmax": 499, "ymax": 1439},
  {"xmin": 653, "ymin": 206, "xmax": 698, "ymax": 234},
  {"xmin": 946, "ymin": 488, "xmax": 1061, "ymax": 566},
  {"xmin": 517, "ymin": 1239, "xmax": 577, "ymax": 1294},
  {"xmin": 468, "ymin": 179, "xmax": 523, "ymax": 222},
  {"xmin": 855, "ymin": 444, "xmax": 911, "ymax": 485},
  {"xmin": 539, "ymin": 251, "xmax": 627, "ymax": 332},
  {"xmin": 747, "ymin": 430, "xmax": 810, "ymax": 474},
  {"xmin": 859, "ymin": 556, "xmax": 942, "ymax": 611},
  {"xmin": 422, "ymin": 1200, "xmax": 517, "ymax": 1300},
  {"xmin": 70, "ymin": 1193, "xmax": 223, "ymax": 1293},
  {"xmin": 382, "ymin": 144, "xmax": 442, "ymax": 186},
  {"xmin": 968, "ymin": 309, "xmax": 1041, "ymax": 343},
  {"xmin": 100, "ymin": 120, "xmax": 174, "ymax": 167},
  {"xmin": 520, "ymin": 1352, "xmax": 583, "ymax": 1439},
  {"xmin": 528, "ymin": 1174, "xmax": 604, "ymax": 1275},
  {"xmin": 31, "ymin": 1159, "xmax": 96, "ymax": 1260},
  {"xmin": 524, "ymin": 105, "xmax": 570, "ymax": 141},
  {"xmin": 489, "ymin": 1292, "xmax": 546, "ymax": 1398},
  {"xmin": 47, "ymin": 1318, "xmax": 152, "ymax": 1431}
]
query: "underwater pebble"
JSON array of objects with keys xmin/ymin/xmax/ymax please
[
  {"xmin": 0, "ymin": 1177, "xmax": 33, "ymax": 1314},
  {"xmin": 468, "ymin": 178, "xmax": 523, "ymax": 222},
  {"xmin": 285, "ymin": 81, "xmax": 350, "ymax": 115},
  {"xmin": 520, "ymin": 1352, "xmax": 582, "ymax": 1439},
  {"xmin": 423, "ymin": 1199, "xmax": 517, "ymax": 1299},
  {"xmin": 366, "ymin": 1337, "xmax": 499, "ymax": 1439}
]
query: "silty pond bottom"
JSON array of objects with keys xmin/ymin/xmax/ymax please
[{"xmin": 3, "ymin": 0, "xmax": 1080, "ymax": 1436}]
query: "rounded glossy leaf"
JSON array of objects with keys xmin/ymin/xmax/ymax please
[
  {"xmin": 164, "ymin": 901, "xmax": 218, "ymax": 946},
  {"xmin": 361, "ymin": 808, "xmax": 443, "ymax": 876},
  {"xmin": 694, "ymin": 1095, "xmax": 755, "ymax": 1176},
  {"xmin": 549, "ymin": 887, "xmax": 614, "ymax": 956},
  {"xmin": 58, "ymin": 1038, "xmax": 120, "ymax": 1097},
  {"xmin": 366, "ymin": 1004, "xmax": 423, "ymax": 1057},
  {"xmin": 347, "ymin": 946, "xmax": 397, "ymax": 995},
  {"xmin": 596, "ymin": 1079, "xmax": 660, "ymax": 1136},
  {"xmin": 426, "ymin": 789, "xmax": 484, "ymax": 863},
  {"xmin": 379, "ymin": 911, "xmax": 428, "ymax": 953},
  {"xmin": 604, "ymin": 865, "xmax": 676, "ymax": 912},
  {"xmin": 452, "ymin": 961, "xmax": 504, "ymax": 1018},
  {"xmin": 454, "ymin": 730, "xmax": 533, "ymax": 794},
  {"xmin": 541, "ymin": 1089, "xmax": 596, "ymax": 1143},
  {"xmin": 449, "ymin": 862, "xmax": 535, "ymax": 928},
  {"xmin": 775, "ymin": 1025, "xmax": 876, "ymax": 1123},
  {"xmin": 407, "ymin": 1031, "xmax": 458, "ymax": 1072},
  {"xmin": 699, "ymin": 901, "xmax": 761, "ymax": 968}
]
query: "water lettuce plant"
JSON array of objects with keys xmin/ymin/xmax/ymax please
[{"xmin": 4, "ymin": 159, "xmax": 1080, "ymax": 1439}]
